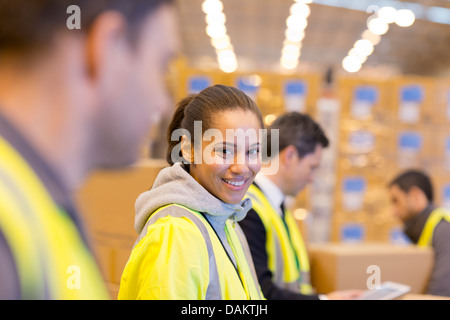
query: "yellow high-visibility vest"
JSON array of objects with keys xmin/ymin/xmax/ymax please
[
  {"xmin": 0, "ymin": 135, "xmax": 108, "ymax": 299},
  {"xmin": 246, "ymin": 184, "xmax": 313, "ymax": 294},
  {"xmin": 118, "ymin": 204, "xmax": 264, "ymax": 300},
  {"xmin": 417, "ymin": 207, "xmax": 450, "ymax": 247}
]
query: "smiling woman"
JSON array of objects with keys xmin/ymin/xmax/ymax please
[
  {"xmin": 168, "ymin": 85, "xmax": 264, "ymax": 204},
  {"xmin": 188, "ymin": 109, "xmax": 263, "ymax": 204},
  {"xmin": 118, "ymin": 84, "xmax": 266, "ymax": 300}
]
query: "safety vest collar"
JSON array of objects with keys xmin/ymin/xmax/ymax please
[
  {"xmin": 247, "ymin": 183, "xmax": 313, "ymax": 294},
  {"xmin": 417, "ymin": 207, "xmax": 450, "ymax": 247}
]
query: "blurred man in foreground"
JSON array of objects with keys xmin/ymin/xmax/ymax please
[{"xmin": 0, "ymin": 0, "xmax": 179, "ymax": 299}]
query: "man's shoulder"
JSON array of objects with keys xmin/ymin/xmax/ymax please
[{"xmin": 432, "ymin": 216, "xmax": 450, "ymax": 251}]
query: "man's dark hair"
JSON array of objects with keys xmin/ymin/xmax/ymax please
[
  {"xmin": 389, "ymin": 169, "xmax": 434, "ymax": 202},
  {"xmin": 268, "ymin": 112, "xmax": 329, "ymax": 157},
  {"xmin": 0, "ymin": 0, "xmax": 174, "ymax": 55}
]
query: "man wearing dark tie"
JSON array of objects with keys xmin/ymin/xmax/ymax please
[{"xmin": 240, "ymin": 112, "xmax": 361, "ymax": 300}]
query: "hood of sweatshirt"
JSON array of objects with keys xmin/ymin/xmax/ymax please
[{"xmin": 134, "ymin": 162, "xmax": 253, "ymax": 234}]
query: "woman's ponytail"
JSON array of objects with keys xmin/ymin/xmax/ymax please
[{"xmin": 166, "ymin": 95, "xmax": 195, "ymax": 165}]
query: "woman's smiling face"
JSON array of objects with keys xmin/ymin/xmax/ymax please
[{"xmin": 188, "ymin": 109, "xmax": 263, "ymax": 204}]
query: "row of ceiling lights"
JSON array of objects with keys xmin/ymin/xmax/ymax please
[
  {"xmin": 202, "ymin": 0, "xmax": 238, "ymax": 73},
  {"xmin": 202, "ymin": 0, "xmax": 417, "ymax": 74},
  {"xmin": 280, "ymin": 0, "xmax": 313, "ymax": 70},
  {"xmin": 342, "ymin": 7, "xmax": 416, "ymax": 73}
]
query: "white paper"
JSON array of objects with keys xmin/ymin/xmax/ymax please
[
  {"xmin": 285, "ymin": 94, "xmax": 306, "ymax": 113},
  {"xmin": 399, "ymin": 101, "xmax": 420, "ymax": 123}
]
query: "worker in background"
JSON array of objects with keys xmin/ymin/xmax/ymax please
[
  {"xmin": 118, "ymin": 85, "xmax": 264, "ymax": 300},
  {"xmin": 389, "ymin": 170, "xmax": 450, "ymax": 297},
  {"xmin": 0, "ymin": 0, "xmax": 179, "ymax": 299},
  {"xmin": 240, "ymin": 112, "xmax": 363, "ymax": 300}
]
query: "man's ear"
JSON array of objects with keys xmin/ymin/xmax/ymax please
[
  {"xmin": 408, "ymin": 186, "xmax": 428, "ymax": 208},
  {"xmin": 280, "ymin": 145, "xmax": 298, "ymax": 166},
  {"xmin": 180, "ymin": 135, "xmax": 193, "ymax": 164},
  {"xmin": 85, "ymin": 10, "xmax": 128, "ymax": 79}
]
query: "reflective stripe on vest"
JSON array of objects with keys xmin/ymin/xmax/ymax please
[
  {"xmin": 137, "ymin": 204, "xmax": 263, "ymax": 300},
  {"xmin": 0, "ymin": 135, "xmax": 108, "ymax": 299},
  {"xmin": 417, "ymin": 207, "xmax": 450, "ymax": 247},
  {"xmin": 247, "ymin": 184, "xmax": 313, "ymax": 294}
]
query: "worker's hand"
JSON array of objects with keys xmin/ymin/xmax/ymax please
[{"xmin": 325, "ymin": 289, "xmax": 364, "ymax": 300}]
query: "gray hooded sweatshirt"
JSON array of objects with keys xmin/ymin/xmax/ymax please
[{"xmin": 134, "ymin": 162, "xmax": 253, "ymax": 266}]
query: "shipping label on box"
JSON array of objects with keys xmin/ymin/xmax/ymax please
[
  {"xmin": 342, "ymin": 177, "xmax": 366, "ymax": 211},
  {"xmin": 348, "ymin": 130, "xmax": 376, "ymax": 154},
  {"xmin": 397, "ymin": 131, "xmax": 422, "ymax": 168},
  {"xmin": 351, "ymin": 85, "xmax": 378, "ymax": 119},
  {"xmin": 340, "ymin": 223, "xmax": 365, "ymax": 243},
  {"xmin": 399, "ymin": 85, "xmax": 424, "ymax": 124},
  {"xmin": 284, "ymin": 80, "xmax": 307, "ymax": 112}
]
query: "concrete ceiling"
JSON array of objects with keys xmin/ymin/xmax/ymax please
[{"xmin": 175, "ymin": 0, "xmax": 450, "ymax": 77}]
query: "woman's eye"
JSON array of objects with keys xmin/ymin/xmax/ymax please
[
  {"xmin": 248, "ymin": 148, "xmax": 260, "ymax": 156},
  {"xmin": 216, "ymin": 148, "xmax": 233, "ymax": 156}
]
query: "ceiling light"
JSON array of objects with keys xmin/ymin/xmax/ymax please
[
  {"xmin": 290, "ymin": 3, "xmax": 311, "ymax": 18},
  {"xmin": 206, "ymin": 24, "xmax": 227, "ymax": 39},
  {"xmin": 201, "ymin": 0, "xmax": 223, "ymax": 15},
  {"xmin": 282, "ymin": 51, "xmax": 300, "ymax": 62},
  {"xmin": 218, "ymin": 49, "xmax": 237, "ymax": 73},
  {"xmin": 280, "ymin": 1, "xmax": 311, "ymax": 71},
  {"xmin": 202, "ymin": 0, "xmax": 238, "ymax": 72},
  {"xmin": 395, "ymin": 9, "xmax": 415, "ymax": 27},
  {"xmin": 210, "ymin": 35, "xmax": 230, "ymax": 50},
  {"xmin": 353, "ymin": 39, "xmax": 374, "ymax": 56},
  {"xmin": 219, "ymin": 63, "xmax": 237, "ymax": 73},
  {"xmin": 342, "ymin": 56, "xmax": 362, "ymax": 73},
  {"xmin": 205, "ymin": 11, "xmax": 226, "ymax": 25},
  {"xmin": 285, "ymin": 28, "xmax": 306, "ymax": 42},
  {"xmin": 282, "ymin": 43, "xmax": 301, "ymax": 54},
  {"xmin": 367, "ymin": 17, "xmax": 389, "ymax": 35},
  {"xmin": 286, "ymin": 15, "xmax": 308, "ymax": 31},
  {"xmin": 217, "ymin": 49, "xmax": 235, "ymax": 61},
  {"xmin": 281, "ymin": 57, "xmax": 299, "ymax": 70},
  {"xmin": 361, "ymin": 29, "xmax": 381, "ymax": 45},
  {"xmin": 377, "ymin": 6, "xmax": 397, "ymax": 24},
  {"xmin": 348, "ymin": 49, "xmax": 368, "ymax": 64}
]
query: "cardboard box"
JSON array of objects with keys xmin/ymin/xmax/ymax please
[
  {"xmin": 428, "ymin": 79, "xmax": 450, "ymax": 124},
  {"xmin": 76, "ymin": 159, "xmax": 167, "ymax": 237},
  {"xmin": 308, "ymin": 243, "xmax": 433, "ymax": 295},
  {"xmin": 336, "ymin": 77, "xmax": 394, "ymax": 124},
  {"xmin": 390, "ymin": 77, "xmax": 435, "ymax": 125}
]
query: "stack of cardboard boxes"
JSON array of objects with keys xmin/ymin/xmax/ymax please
[{"xmin": 330, "ymin": 76, "xmax": 450, "ymax": 243}]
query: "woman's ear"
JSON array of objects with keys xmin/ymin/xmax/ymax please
[{"xmin": 180, "ymin": 135, "xmax": 193, "ymax": 164}]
